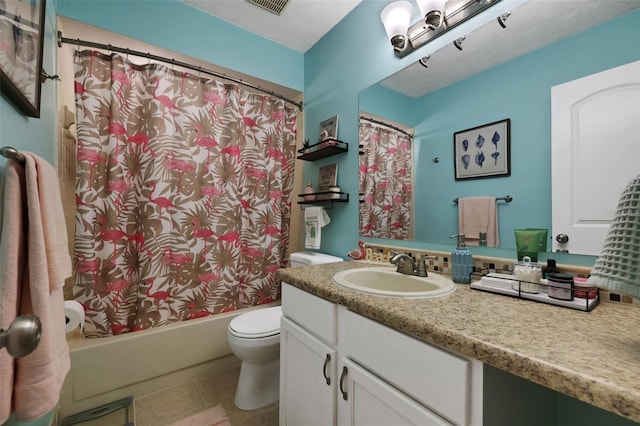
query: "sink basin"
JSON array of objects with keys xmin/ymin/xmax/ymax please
[{"xmin": 332, "ymin": 267, "xmax": 456, "ymax": 298}]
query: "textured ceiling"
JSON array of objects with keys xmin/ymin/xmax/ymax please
[{"xmin": 181, "ymin": 0, "xmax": 363, "ymax": 53}]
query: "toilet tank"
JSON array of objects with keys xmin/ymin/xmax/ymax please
[{"xmin": 290, "ymin": 252, "xmax": 343, "ymax": 268}]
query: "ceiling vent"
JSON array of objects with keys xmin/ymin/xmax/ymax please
[{"xmin": 247, "ymin": 0, "xmax": 291, "ymax": 15}]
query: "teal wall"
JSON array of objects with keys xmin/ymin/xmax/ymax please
[
  {"xmin": 304, "ymin": 2, "xmax": 640, "ymax": 262},
  {"xmin": 53, "ymin": 0, "xmax": 304, "ymax": 91},
  {"xmin": 359, "ymin": 84, "xmax": 414, "ymax": 124},
  {"xmin": 0, "ymin": 0, "xmax": 58, "ymax": 165},
  {"xmin": 412, "ymin": 8, "xmax": 640, "ymax": 248}
]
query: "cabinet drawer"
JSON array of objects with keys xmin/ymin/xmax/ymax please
[
  {"xmin": 282, "ymin": 283, "xmax": 337, "ymax": 344},
  {"xmin": 341, "ymin": 309, "xmax": 471, "ymax": 426}
]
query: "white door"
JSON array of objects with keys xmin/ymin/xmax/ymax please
[
  {"xmin": 337, "ymin": 359, "xmax": 452, "ymax": 426},
  {"xmin": 551, "ymin": 61, "xmax": 640, "ymax": 255},
  {"xmin": 280, "ymin": 317, "xmax": 337, "ymax": 426}
]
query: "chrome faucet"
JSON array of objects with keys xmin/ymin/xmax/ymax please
[
  {"xmin": 390, "ymin": 252, "xmax": 436, "ymax": 277},
  {"xmin": 389, "ymin": 252, "xmax": 417, "ymax": 275}
]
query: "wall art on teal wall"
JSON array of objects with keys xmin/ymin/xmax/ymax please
[
  {"xmin": 454, "ymin": 118, "xmax": 511, "ymax": 180},
  {"xmin": 0, "ymin": 0, "xmax": 46, "ymax": 117}
]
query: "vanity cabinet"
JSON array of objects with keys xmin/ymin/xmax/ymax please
[
  {"xmin": 337, "ymin": 358, "xmax": 453, "ymax": 426},
  {"xmin": 280, "ymin": 282, "xmax": 483, "ymax": 426},
  {"xmin": 280, "ymin": 318, "xmax": 337, "ymax": 426},
  {"xmin": 280, "ymin": 284, "xmax": 339, "ymax": 425}
]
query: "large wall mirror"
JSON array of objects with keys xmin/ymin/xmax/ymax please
[{"xmin": 359, "ymin": 1, "xmax": 640, "ymax": 257}]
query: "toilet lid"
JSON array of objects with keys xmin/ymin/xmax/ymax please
[{"xmin": 229, "ymin": 306, "xmax": 282, "ymax": 338}]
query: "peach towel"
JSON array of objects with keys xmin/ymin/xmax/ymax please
[
  {"xmin": 458, "ymin": 196, "xmax": 499, "ymax": 247},
  {"xmin": 0, "ymin": 153, "xmax": 72, "ymax": 423}
]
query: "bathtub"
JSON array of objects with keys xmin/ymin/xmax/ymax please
[{"xmin": 58, "ymin": 303, "xmax": 278, "ymax": 419}]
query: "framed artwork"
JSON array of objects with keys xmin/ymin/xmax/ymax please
[
  {"xmin": 319, "ymin": 115, "xmax": 338, "ymax": 141},
  {"xmin": 454, "ymin": 118, "xmax": 510, "ymax": 180},
  {"xmin": 317, "ymin": 163, "xmax": 338, "ymax": 191},
  {"xmin": 0, "ymin": 0, "xmax": 46, "ymax": 118}
]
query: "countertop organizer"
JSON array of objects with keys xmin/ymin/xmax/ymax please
[
  {"xmin": 297, "ymin": 138, "xmax": 348, "ymax": 161},
  {"xmin": 469, "ymin": 270, "xmax": 600, "ymax": 312}
]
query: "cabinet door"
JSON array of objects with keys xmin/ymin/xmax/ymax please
[
  {"xmin": 337, "ymin": 359, "xmax": 453, "ymax": 426},
  {"xmin": 280, "ymin": 317, "xmax": 337, "ymax": 426}
]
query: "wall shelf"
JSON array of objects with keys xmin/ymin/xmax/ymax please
[
  {"xmin": 297, "ymin": 191, "xmax": 349, "ymax": 208},
  {"xmin": 297, "ymin": 139, "xmax": 348, "ymax": 161}
]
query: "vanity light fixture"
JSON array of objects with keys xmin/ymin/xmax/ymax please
[{"xmin": 381, "ymin": 0, "xmax": 501, "ymax": 57}]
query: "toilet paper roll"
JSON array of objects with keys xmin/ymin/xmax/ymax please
[{"xmin": 64, "ymin": 300, "xmax": 85, "ymax": 333}]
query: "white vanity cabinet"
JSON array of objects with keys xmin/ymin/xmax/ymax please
[
  {"xmin": 338, "ymin": 309, "xmax": 482, "ymax": 426},
  {"xmin": 280, "ymin": 282, "xmax": 483, "ymax": 426},
  {"xmin": 280, "ymin": 283, "xmax": 339, "ymax": 426}
]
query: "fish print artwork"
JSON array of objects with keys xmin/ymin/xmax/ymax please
[{"xmin": 454, "ymin": 118, "xmax": 510, "ymax": 180}]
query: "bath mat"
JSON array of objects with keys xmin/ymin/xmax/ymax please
[{"xmin": 169, "ymin": 405, "xmax": 231, "ymax": 426}]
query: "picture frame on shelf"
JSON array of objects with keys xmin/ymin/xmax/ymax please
[
  {"xmin": 0, "ymin": 0, "xmax": 47, "ymax": 118},
  {"xmin": 454, "ymin": 118, "xmax": 511, "ymax": 180},
  {"xmin": 319, "ymin": 115, "xmax": 339, "ymax": 141},
  {"xmin": 317, "ymin": 163, "xmax": 338, "ymax": 192}
]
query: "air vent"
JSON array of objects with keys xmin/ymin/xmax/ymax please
[{"xmin": 247, "ymin": 0, "xmax": 291, "ymax": 15}]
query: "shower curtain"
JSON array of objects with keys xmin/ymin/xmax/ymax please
[
  {"xmin": 72, "ymin": 51, "xmax": 297, "ymax": 337},
  {"xmin": 358, "ymin": 119, "xmax": 413, "ymax": 240}
]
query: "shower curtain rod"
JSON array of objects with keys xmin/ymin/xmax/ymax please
[
  {"xmin": 57, "ymin": 31, "xmax": 303, "ymax": 110},
  {"xmin": 360, "ymin": 115, "xmax": 413, "ymax": 138}
]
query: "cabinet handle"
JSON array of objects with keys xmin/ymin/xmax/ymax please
[
  {"xmin": 323, "ymin": 354, "xmax": 331, "ymax": 385},
  {"xmin": 339, "ymin": 366, "xmax": 348, "ymax": 401}
]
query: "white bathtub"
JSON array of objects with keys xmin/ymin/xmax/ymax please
[{"xmin": 58, "ymin": 303, "xmax": 278, "ymax": 418}]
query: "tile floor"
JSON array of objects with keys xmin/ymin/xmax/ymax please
[{"xmin": 72, "ymin": 363, "xmax": 279, "ymax": 426}]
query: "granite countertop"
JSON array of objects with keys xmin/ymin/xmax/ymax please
[{"xmin": 276, "ymin": 261, "xmax": 640, "ymax": 423}]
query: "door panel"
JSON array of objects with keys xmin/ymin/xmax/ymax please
[{"xmin": 552, "ymin": 61, "xmax": 640, "ymax": 255}]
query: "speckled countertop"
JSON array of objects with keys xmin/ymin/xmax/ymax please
[{"xmin": 276, "ymin": 261, "xmax": 640, "ymax": 423}]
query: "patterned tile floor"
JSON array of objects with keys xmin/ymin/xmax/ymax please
[{"xmin": 70, "ymin": 364, "xmax": 279, "ymax": 426}]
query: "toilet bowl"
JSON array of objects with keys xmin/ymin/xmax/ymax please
[
  {"xmin": 227, "ymin": 306, "xmax": 282, "ymax": 410},
  {"xmin": 227, "ymin": 252, "xmax": 343, "ymax": 410}
]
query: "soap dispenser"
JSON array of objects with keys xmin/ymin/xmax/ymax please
[{"xmin": 450, "ymin": 234, "xmax": 473, "ymax": 284}]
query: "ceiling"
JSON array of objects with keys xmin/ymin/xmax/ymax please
[
  {"xmin": 178, "ymin": 0, "xmax": 639, "ymax": 93},
  {"xmin": 380, "ymin": 0, "xmax": 640, "ymax": 98},
  {"xmin": 180, "ymin": 0, "xmax": 363, "ymax": 53}
]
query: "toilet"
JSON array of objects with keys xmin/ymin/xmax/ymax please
[{"xmin": 227, "ymin": 251, "xmax": 343, "ymax": 410}]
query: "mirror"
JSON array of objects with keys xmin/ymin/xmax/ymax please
[{"xmin": 359, "ymin": 1, "xmax": 640, "ymax": 256}]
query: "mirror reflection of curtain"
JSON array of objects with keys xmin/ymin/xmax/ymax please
[
  {"xmin": 358, "ymin": 118, "xmax": 413, "ymax": 240},
  {"xmin": 73, "ymin": 51, "xmax": 297, "ymax": 337}
]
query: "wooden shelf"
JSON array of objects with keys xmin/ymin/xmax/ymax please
[{"xmin": 297, "ymin": 139, "xmax": 348, "ymax": 161}]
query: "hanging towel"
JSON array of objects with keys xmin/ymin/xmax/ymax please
[
  {"xmin": 458, "ymin": 196, "xmax": 499, "ymax": 247},
  {"xmin": 0, "ymin": 153, "xmax": 72, "ymax": 423},
  {"xmin": 304, "ymin": 207, "xmax": 330, "ymax": 249}
]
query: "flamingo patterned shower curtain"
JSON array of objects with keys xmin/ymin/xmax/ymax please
[
  {"xmin": 358, "ymin": 119, "xmax": 413, "ymax": 240},
  {"xmin": 72, "ymin": 51, "xmax": 297, "ymax": 337}
]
